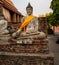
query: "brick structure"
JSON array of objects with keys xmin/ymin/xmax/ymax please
[
  {"xmin": 38, "ymin": 17, "xmax": 48, "ymax": 35},
  {"xmin": 0, "ymin": 53, "xmax": 54, "ymax": 65},
  {"xmin": 0, "ymin": 37, "xmax": 54, "ymax": 65}
]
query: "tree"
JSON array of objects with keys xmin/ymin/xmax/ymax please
[
  {"xmin": 45, "ymin": 12, "xmax": 54, "ymax": 29},
  {"xmin": 50, "ymin": 0, "xmax": 59, "ymax": 26},
  {"xmin": 46, "ymin": 0, "xmax": 59, "ymax": 32},
  {"xmin": 45, "ymin": 13, "xmax": 54, "ymax": 34}
]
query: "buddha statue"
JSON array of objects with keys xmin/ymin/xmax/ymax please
[
  {"xmin": 0, "ymin": 14, "xmax": 10, "ymax": 42},
  {"xmin": 12, "ymin": 3, "xmax": 46, "ymax": 44},
  {"xmin": 0, "ymin": 14, "xmax": 9, "ymax": 35}
]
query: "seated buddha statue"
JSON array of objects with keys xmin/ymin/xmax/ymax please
[
  {"xmin": 12, "ymin": 3, "xmax": 46, "ymax": 39},
  {"xmin": 0, "ymin": 15, "xmax": 9, "ymax": 34},
  {"xmin": 0, "ymin": 14, "xmax": 10, "ymax": 42}
]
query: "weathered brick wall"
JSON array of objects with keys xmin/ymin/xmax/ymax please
[
  {"xmin": 38, "ymin": 17, "xmax": 48, "ymax": 35},
  {"xmin": 0, "ymin": 39, "xmax": 48, "ymax": 53},
  {"xmin": 0, "ymin": 53, "xmax": 54, "ymax": 65}
]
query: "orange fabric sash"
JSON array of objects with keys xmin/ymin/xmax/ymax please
[{"xmin": 19, "ymin": 15, "xmax": 35, "ymax": 31}]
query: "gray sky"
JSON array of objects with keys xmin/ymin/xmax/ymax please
[{"xmin": 11, "ymin": 0, "xmax": 52, "ymax": 16}]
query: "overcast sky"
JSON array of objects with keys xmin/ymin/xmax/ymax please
[{"xmin": 11, "ymin": 0, "xmax": 52, "ymax": 16}]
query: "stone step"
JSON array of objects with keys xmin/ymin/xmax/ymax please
[{"xmin": 0, "ymin": 52, "xmax": 54, "ymax": 65}]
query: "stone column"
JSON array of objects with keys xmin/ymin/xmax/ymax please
[
  {"xmin": 19, "ymin": 16, "xmax": 23, "ymax": 23},
  {"xmin": 17, "ymin": 15, "xmax": 19, "ymax": 22},
  {"xmin": 13, "ymin": 13, "xmax": 16, "ymax": 23}
]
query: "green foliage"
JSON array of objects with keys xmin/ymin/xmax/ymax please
[
  {"xmin": 46, "ymin": 13, "xmax": 53, "ymax": 28},
  {"xmin": 50, "ymin": 0, "xmax": 59, "ymax": 12},
  {"xmin": 48, "ymin": 0, "xmax": 59, "ymax": 26}
]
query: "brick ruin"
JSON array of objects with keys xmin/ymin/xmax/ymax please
[{"xmin": 38, "ymin": 17, "xmax": 48, "ymax": 35}]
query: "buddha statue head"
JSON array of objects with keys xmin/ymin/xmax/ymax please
[{"xmin": 26, "ymin": 3, "xmax": 33, "ymax": 15}]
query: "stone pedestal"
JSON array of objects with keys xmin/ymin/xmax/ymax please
[{"xmin": 0, "ymin": 38, "xmax": 54, "ymax": 65}]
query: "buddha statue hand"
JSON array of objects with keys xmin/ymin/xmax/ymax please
[
  {"xmin": 12, "ymin": 29, "xmax": 21, "ymax": 38},
  {"xmin": 38, "ymin": 31, "xmax": 46, "ymax": 39}
]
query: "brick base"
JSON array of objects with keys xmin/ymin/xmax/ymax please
[
  {"xmin": 0, "ymin": 52, "xmax": 54, "ymax": 65},
  {"xmin": 0, "ymin": 39, "xmax": 54, "ymax": 65},
  {"xmin": 0, "ymin": 39, "xmax": 49, "ymax": 53}
]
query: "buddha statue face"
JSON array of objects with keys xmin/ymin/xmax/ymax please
[{"xmin": 26, "ymin": 3, "xmax": 33, "ymax": 16}]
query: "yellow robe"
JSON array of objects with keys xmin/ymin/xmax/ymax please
[{"xmin": 19, "ymin": 15, "xmax": 35, "ymax": 32}]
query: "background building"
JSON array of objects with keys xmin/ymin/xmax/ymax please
[{"xmin": 0, "ymin": 0, "xmax": 23, "ymax": 29}]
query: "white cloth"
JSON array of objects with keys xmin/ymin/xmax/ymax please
[
  {"xmin": 21, "ymin": 16, "xmax": 39, "ymax": 33},
  {"xmin": 26, "ymin": 17, "xmax": 39, "ymax": 33}
]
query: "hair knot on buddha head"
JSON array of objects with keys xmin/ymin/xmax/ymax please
[
  {"xmin": 26, "ymin": 3, "xmax": 33, "ymax": 15},
  {"xmin": 26, "ymin": 3, "xmax": 33, "ymax": 10}
]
